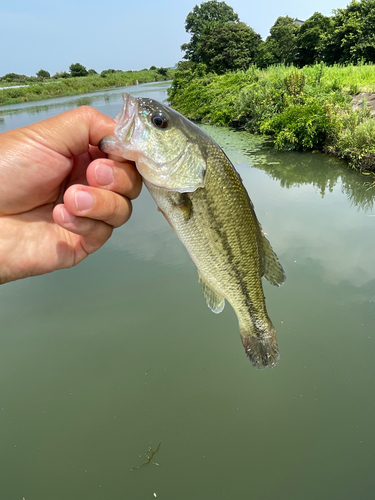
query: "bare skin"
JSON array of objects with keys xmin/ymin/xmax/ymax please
[{"xmin": 0, "ymin": 106, "xmax": 142, "ymax": 284}]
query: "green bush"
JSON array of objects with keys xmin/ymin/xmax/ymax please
[
  {"xmin": 338, "ymin": 118, "xmax": 375, "ymax": 150},
  {"xmin": 260, "ymin": 101, "xmax": 340, "ymax": 149},
  {"xmin": 284, "ymin": 69, "xmax": 306, "ymax": 97},
  {"xmin": 234, "ymin": 75, "xmax": 287, "ymax": 130}
]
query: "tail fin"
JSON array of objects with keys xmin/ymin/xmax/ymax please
[{"xmin": 240, "ymin": 320, "xmax": 279, "ymax": 369}]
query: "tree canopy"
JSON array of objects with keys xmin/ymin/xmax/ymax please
[
  {"xmin": 36, "ymin": 69, "xmax": 50, "ymax": 80},
  {"xmin": 0, "ymin": 72, "xmax": 30, "ymax": 83},
  {"xmin": 195, "ymin": 21, "xmax": 261, "ymax": 73},
  {"xmin": 181, "ymin": 0, "xmax": 239, "ymax": 61},
  {"xmin": 177, "ymin": 0, "xmax": 375, "ymax": 72},
  {"xmin": 69, "ymin": 63, "xmax": 88, "ymax": 77},
  {"xmin": 295, "ymin": 13, "xmax": 331, "ymax": 66},
  {"xmin": 321, "ymin": 0, "xmax": 375, "ymax": 64},
  {"xmin": 185, "ymin": 0, "xmax": 239, "ymax": 35},
  {"xmin": 257, "ymin": 16, "xmax": 300, "ymax": 67}
]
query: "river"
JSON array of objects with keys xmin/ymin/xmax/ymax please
[{"xmin": 1, "ymin": 81, "xmax": 374, "ymax": 499}]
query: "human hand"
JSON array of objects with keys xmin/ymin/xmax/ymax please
[{"xmin": 0, "ymin": 106, "xmax": 142, "ymax": 284}]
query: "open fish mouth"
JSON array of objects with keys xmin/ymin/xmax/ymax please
[{"xmin": 115, "ymin": 93, "xmax": 138, "ymax": 144}]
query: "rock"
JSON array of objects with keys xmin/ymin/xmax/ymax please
[{"xmin": 351, "ymin": 92, "xmax": 375, "ymax": 115}]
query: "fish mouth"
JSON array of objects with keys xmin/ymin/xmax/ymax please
[{"xmin": 114, "ymin": 93, "xmax": 138, "ymax": 144}]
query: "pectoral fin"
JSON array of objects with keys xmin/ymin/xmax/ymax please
[
  {"xmin": 261, "ymin": 235, "xmax": 286, "ymax": 287},
  {"xmin": 170, "ymin": 192, "xmax": 192, "ymax": 221},
  {"xmin": 198, "ymin": 271, "xmax": 225, "ymax": 314}
]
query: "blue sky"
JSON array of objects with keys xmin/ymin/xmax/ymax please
[{"xmin": 1, "ymin": 0, "xmax": 349, "ymax": 77}]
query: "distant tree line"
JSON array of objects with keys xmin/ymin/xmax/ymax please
[
  {"xmin": 179, "ymin": 0, "xmax": 375, "ymax": 74},
  {"xmin": 0, "ymin": 63, "xmax": 170, "ymax": 84}
]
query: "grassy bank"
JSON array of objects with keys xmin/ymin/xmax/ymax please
[
  {"xmin": 0, "ymin": 68, "xmax": 175, "ymax": 106},
  {"xmin": 168, "ymin": 63, "xmax": 375, "ymax": 173}
]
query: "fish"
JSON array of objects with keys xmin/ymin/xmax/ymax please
[{"xmin": 100, "ymin": 93, "xmax": 285, "ymax": 368}]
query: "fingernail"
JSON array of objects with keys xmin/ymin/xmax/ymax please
[
  {"xmin": 61, "ymin": 207, "xmax": 76, "ymax": 223},
  {"xmin": 95, "ymin": 163, "xmax": 114, "ymax": 186},
  {"xmin": 75, "ymin": 190, "xmax": 94, "ymax": 212}
]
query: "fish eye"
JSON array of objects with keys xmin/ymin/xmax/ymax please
[{"xmin": 151, "ymin": 111, "xmax": 168, "ymax": 129}]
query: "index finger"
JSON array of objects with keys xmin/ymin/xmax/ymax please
[{"xmin": 22, "ymin": 106, "xmax": 117, "ymax": 159}]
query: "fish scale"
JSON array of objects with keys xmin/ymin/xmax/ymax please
[{"xmin": 100, "ymin": 93, "xmax": 285, "ymax": 369}]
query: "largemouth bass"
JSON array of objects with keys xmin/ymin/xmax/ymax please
[{"xmin": 100, "ymin": 93, "xmax": 285, "ymax": 368}]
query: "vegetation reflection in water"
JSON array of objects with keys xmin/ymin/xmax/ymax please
[{"xmin": 201, "ymin": 123, "xmax": 375, "ymax": 212}]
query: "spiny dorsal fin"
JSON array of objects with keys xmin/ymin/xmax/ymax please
[
  {"xmin": 198, "ymin": 272, "xmax": 225, "ymax": 314},
  {"xmin": 261, "ymin": 235, "xmax": 286, "ymax": 287}
]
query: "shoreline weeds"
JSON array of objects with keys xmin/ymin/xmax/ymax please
[{"xmin": 168, "ymin": 64, "xmax": 375, "ymax": 176}]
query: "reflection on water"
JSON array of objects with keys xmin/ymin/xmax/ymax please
[
  {"xmin": 201, "ymin": 124, "xmax": 375, "ymax": 212},
  {"xmin": 0, "ymin": 81, "xmax": 375, "ymax": 500},
  {"xmin": 199, "ymin": 124, "xmax": 268, "ymax": 166},
  {"xmin": 256, "ymin": 148, "xmax": 375, "ymax": 211},
  {"xmin": 75, "ymin": 96, "xmax": 95, "ymax": 107}
]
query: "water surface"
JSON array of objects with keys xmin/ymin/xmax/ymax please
[{"xmin": 1, "ymin": 81, "xmax": 374, "ymax": 499}]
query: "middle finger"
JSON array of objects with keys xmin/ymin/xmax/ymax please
[
  {"xmin": 63, "ymin": 185, "xmax": 133, "ymax": 228},
  {"xmin": 86, "ymin": 158, "xmax": 142, "ymax": 200}
]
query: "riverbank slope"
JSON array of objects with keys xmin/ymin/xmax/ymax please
[
  {"xmin": 0, "ymin": 68, "xmax": 175, "ymax": 107},
  {"xmin": 168, "ymin": 63, "xmax": 375, "ymax": 173}
]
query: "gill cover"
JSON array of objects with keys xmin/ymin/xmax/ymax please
[{"xmin": 135, "ymin": 140, "xmax": 207, "ymax": 193}]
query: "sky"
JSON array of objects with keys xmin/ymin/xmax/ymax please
[{"xmin": 1, "ymin": 0, "xmax": 350, "ymax": 77}]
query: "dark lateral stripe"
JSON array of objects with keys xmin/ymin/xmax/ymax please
[{"xmin": 197, "ymin": 172, "xmax": 257, "ymax": 321}]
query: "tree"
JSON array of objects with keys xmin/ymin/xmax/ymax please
[
  {"xmin": 36, "ymin": 69, "xmax": 50, "ymax": 80},
  {"xmin": 87, "ymin": 69, "xmax": 98, "ymax": 75},
  {"xmin": 52, "ymin": 71, "xmax": 70, "ymax": 79},
  {"xmin": 181, "ymin": 0, "xmax": 239, "ymax": 61},
  {"xmin": 100, "ymin": 69, "xmax": 116, "ymax": 77},
  {"xmin": 295, "ymin": 12, "xmax": 332, "ymax": 66},
  {"xmin": 69, "ymin": 63, "xmax": 88, "ymax": 77},
  {"xmin": 257, "ymin": 16, "xmax": 300, "ymax": 67},
  {"xmin": 0, "ymin": 73, "xmax": 28, "ymax": 83},
  {"xmin": 194, "ymin": 21, "xmax": 261, "ymax": 73},
  {"xmin": 321, "ymin": 0, "xmax": 375, "ymax": 64},
  {"xmin": 157, "ymin": 67, "xmax": 169, "ymax": 77}
]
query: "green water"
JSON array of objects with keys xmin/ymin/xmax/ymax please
[{"xmin": 1, "ymin": 81, "xmax": 375, "ymax": 499}]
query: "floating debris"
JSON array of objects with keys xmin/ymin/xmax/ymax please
[{"xmin": 131, "ymin": 442, "xmax": 161, "ymax": 471}]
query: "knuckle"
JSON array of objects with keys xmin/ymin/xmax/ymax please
[
  {"xmin": 78, "ymin": 105, "xmax": 95, "ymax": 119},
  {"xmin": 126, "ymin": 171, "xmax": 143, "ymax": 199},
  {"xmin": 110, "ymin": 193, "xmax": 131, "ymax": 227}
]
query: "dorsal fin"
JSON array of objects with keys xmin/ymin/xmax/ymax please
[
  {"xmin": 198, "ymin": 272, "xmax": 225, "ymax": 314},
  {"xmin": 261, "ymin": 235, "xmax": 286, "ymax": 287}
]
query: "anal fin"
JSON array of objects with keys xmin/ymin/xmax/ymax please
[{"xmin": 198, "ymin": 271, "xmax": 225, "ymax": 314}]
